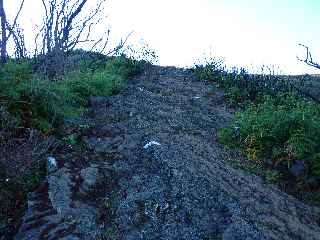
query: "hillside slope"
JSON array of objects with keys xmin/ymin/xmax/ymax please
[{"xmin": 15, "ymin": 66, "xmax": 320, "ymax": 240}]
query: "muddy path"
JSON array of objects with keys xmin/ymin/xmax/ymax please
[{"xmin": 15, "ymin": 66, "xmax": 320, "ymax": 240}]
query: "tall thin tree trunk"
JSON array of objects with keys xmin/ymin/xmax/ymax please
[{"xmin": 0, "ymin": 0, "xmax": 7, "ymax": 64}]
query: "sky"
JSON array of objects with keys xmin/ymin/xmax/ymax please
[{"xmin": 6, "ymin": 0, "xmax": 320, "ymax": 74}]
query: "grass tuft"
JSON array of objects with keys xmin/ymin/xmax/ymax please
[{"xmin": 194, "ymin": 57, "xmax": 320, "ymax": 204}]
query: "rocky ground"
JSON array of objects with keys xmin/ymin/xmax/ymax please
[{"xmin": 14, "ymin": 66, "xmax": 320, "ymax": 240}]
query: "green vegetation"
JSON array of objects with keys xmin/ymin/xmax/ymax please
[
  {"xmin": 0, "ymin": 54, "xmax": 141, "ymax": 133},
  {"xmin": 0, "ymin": 0, "xmax": 158, "ymax": 235},
  {"xmin": 219, "ymin": 94, "xmax": 320, "ymax": 167},
  {"xmin": 194, "ymin": 58, "xmax": 320, "ymax": 204},
  {"xmin": 194, "ymin": 58, "xmax": 292, "ymax": 108},
  {"xmin": 99, "ymin": 227, "xmax": 117, "ymax": 240},
  {"xmin": 0, "ymin": 51, "xmax": 144, "ymax": 237}
]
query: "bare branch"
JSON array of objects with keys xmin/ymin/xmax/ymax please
[
  {"xmin": 7, "ymin": 0, "xmax": 25, "ymax": 40},
  {"xmin": 36, "ymin": 0, "xmax": 130, "ymax": 78},
  {"xmin": 61, "ymin": 0, "xmax": 87, "ymax": 49},
  {"xmin": 297, "ymin": 43, "xmax": 320, "ymax": 70},
  {"xmin": 105, "ymin": 31, "xmax": 133, "ymax": 56}
]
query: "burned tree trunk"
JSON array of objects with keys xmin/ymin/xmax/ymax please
[
  {"xmin": 0, "ymin": 0, "xmax": 7, "ymax": 64},
  {"xmin": 37, "ymin": 0, "xmax": 106, "ymax": 79},
  {"xmin": 0, "ymin": 0, "xmax": 25, "ymax": 64}
]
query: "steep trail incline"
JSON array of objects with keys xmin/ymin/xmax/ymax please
[{"xmin": 15, "ymin": 66, "xmax": 320, "ymax": 240}]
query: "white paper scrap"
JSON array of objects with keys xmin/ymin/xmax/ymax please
[
  {"xmin": 47, "ymin": 156, "xmax": 57, "ymax": 171},
  {"xmin": 143, "ymin": 141, "xmax": 161, "ymax": 149}
]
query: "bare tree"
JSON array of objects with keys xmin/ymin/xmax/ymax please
[
  {"xmin": 36, "ymin": 0, "xmax": 133, "ymax": 79},
  {"xmin": 36, "ymin": 0, "xmax": 116, "ymax": 78},
  {"xmin": 294, "ymin": 43, "xmax": 320, "ymax": 103},
  {"xmin": 39, "ymin": 0, "xmax": 90, "ymax": 54},
  {"xmin": 11, "ymin": 25, "xmax": 27, "ymax": 59},
  {"xmin": 0, "ymin": 0, "xmax": 25, "ymax": 64},
  {"xmin": 297, "ymin": 44, "xmax": 320, "ymax": 70}
]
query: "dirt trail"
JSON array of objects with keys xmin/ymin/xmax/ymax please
[{"xmin": 15, "ymin": 66, "xmax": 320, "ymax": 240}]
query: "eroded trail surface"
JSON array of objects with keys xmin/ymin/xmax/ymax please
[{"xmin": 15, "ymin": 66, "xmax": 320, "ymax": 240}]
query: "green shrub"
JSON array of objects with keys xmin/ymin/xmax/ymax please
[
  {"xmin": 264, "ymin": 169, "xmax": 281, "ymax": 184},
  {"xmin": 0, "ymin": 54, "xmax": 142, "ymax": 237},
  {"xmin": 197, "ymin": 55, "xmax": 320, "ymax": 202},
  {"xmin": 193, "ymin": 56, "xmax": 225, "ymax": 83},
  {"xmin": 0, "ymin": 60, "xmax": 52, "ymax": 131},
  {"xmin": 218, "ymin": 93, "xmax": 320, "ymax": 176},
  {"xmin": 104, "ymin": 55, "xmax": 142, "ymax": 77},
  {"xmin": 0, "ymin": 59, "xmax": 34, "ymax": 82},
  {"xmin": 0, "ymin": 56, "xmax": 141, "ymax": 132},
  {"xmin": 68, "ymin": 49, "xmax": 108, "ymax": 73},
  {"xmin": 193, "ymin": 60, "xmax": 292, "ymax": 106}
]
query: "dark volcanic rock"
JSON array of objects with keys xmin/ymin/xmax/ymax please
[
  {"xmin": 15, "ymin": 163, "xmax": 103, "ymax": 240},
  {"xmin": 15, "ymin": 66, "xmax": 320, "ymax": 240}
]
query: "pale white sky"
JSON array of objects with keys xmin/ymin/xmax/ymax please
[{"xmin": 6, "ymin": 0, "xmax": 320, "ymax": 74}]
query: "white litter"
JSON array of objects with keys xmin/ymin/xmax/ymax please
[
  {"xmin": 194, "ymin": 96, "xmax": 201, "ymax": 99},
  {"xmin": 143, "ymin": 141, "xmax": 161, "ymax": 149},
  {"xmin": 47, "ymin": 156, "xmax": 58, "ymax": 172},
  {"xmin": 138, "ymin": 87, "xmax": 144, "ymax": 92}
]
